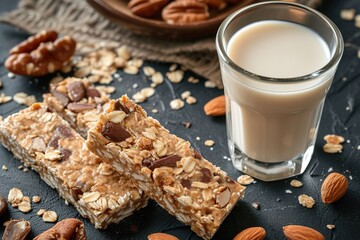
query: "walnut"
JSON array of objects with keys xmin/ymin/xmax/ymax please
[
  {"xmin": 5, "ymin": 30, "xmax": 76, "ymax": 77},
  {"xmin": 162, "ymin": 0, "xmax": 209, "ymax": 25}
]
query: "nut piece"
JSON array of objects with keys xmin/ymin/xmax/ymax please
[
  {"xmin": 34, "ymin": 218, "xmax": 86, "ymax": 240},
  {"xmin": 233, "ymin": 227, "xmax": 266, "ymax": 240},
  {"xmin": 298, "ymin": 194, "xmax": 315, "ymax": 208},
  {"xmin": 162, "ymin": 0, "xmax": 209, "ymax": 25},
  {"xmin": 283, "ymin": 225, "xmax": 325, "ymax": 240},
  {"xmin": 5, "ymin": 31, "xmax": 76, "ymax": 77},
  {"xmin": 148, "ymin": 232, "xmax": 179, "ymax": 240},
  {"xmin": 0, "ymin": 196, "xmax": 8, "ymax": 216},
  {"xmin": 42, "ymin": 210, "xmax": 58, "ymax": 222},
  {"xmin": 321, "ymin": 172, "xmax": 348, "ymax": 204},
  {"xmin": 129, "ymin": 0, "xmax": 169, "ymax": 18},
  {"xmin": 2, "ymin": 219, "xmax": 31, "ymax": 240},
  {"xmin": 204, "ymin": 95, "xmax": 226, "ymax": 116}
]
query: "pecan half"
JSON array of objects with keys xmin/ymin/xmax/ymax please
[
  {"xmin": 5, "ymin": 30, "xmax": 76, "ymax": 77},
  {"xmin": 162, "ymin": 0, "xmax": 209, "ymax": 25},
  {"xmin": 34, "ymin": 218, "xmax": 86, "ymax": 240},
  {"xmin": 129, "ymin": 0, "xmax": 169, "ymax": 18},
  {"xmin": 9, "ymin": 30, "xmax": 58, "ymax": 54}
]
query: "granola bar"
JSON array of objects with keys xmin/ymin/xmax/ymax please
[
  {"xmin": 86, "ymin": 95, "xmax": 245, "ymax": 239},
  {"xmin": 43, "ymin": 77, "xmax": 110, "ymax": 138},
  {"xmin": 0, "ymin": 103, "xmax": 147, "ymax": 229}
]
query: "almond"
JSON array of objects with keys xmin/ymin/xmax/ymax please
[
  {"xmin": 204, "ymin": 95, "xmax": 225, "ymax": 116},
  {"xmin": 283, "ymin": 225, "xmax": 324, "ymax": 240},
  {"xmin": 321, "ymin": 172, "xmax": 348, "ymax": 204},
  {"xmin": 148, "ymin": 233, "xmax": 179, "ymax": 240},
  {"xmin": 233, "ymin": 227, "xmax": 266, "ymax": 240}
]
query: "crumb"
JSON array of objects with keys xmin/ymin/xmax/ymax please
[
  {"xmin": 252, "ymin": 202, "xmax": 260, "ymax": 210},
  {"xmin": 180, "ymin": 121, "xmax": 191, "ymax": 128},
  {"xmin": 204, "ymin": 140, "xmax": 215, "ymax": 147},
  {"xmin": 290, "ymin": 179, "xmax": 303, "ymax": 188},
  {"xmin": 340, "ymin": 9, "xmax": 356, "ymax": 20},
  {"xmin": 7, "ymin": 72, "xmax": 15, "ymax": 79},
  {"xmin": 326, "ymin": 224, "xmax": 335, "ymax": 230},
  {"xmin": 298, "ymin": 194, "xmax": 315, "ymax": 208},
  {"xmin": 204, "ymin": 80, "xmax": 216, "ymax": 88},
  {"xmin": 32, "ymin": 196, "xmax": 41, "ymax": 203}
]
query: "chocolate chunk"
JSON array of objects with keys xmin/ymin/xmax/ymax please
[
  {"xmin": 48, "ymin": 135, "xmax": 60, "ymax": 149},
  {"xmin": 34, "ymin": 218, "xmax": 86, "ymax": 240},
  {"xmin": 57, "ymin": 125, "xmax": 73, "ymax": 138},
  {"xmin": 2, "ymin": 219, "xmax": 31, "ymax": 240},
  {"xmin": 193, "ymin": 149, "xmax": 202, "ymax": 160},
  {"xmin": 181, "ymin": 179, "xmax": 192, "ymax": 189},
  {"xmin": 60, "ymin": 148, "xmax": 72, "ymax": 161},
  {"xmin": 216, "ymin": 187, "xmax": 231, "ymax": 208},
  {"xmin": 114, "ymin": 100, "xmax": 130, "ymax": 114},
  {"xmin": 148, "ymin": 155, "xmax": 181, "ymax": 170},
  {"xmin": 51, "ymin": 89, "xmax": 69, "ymax": 106},
  {"xmin": 86, "ymin": 87, "xmax": 101, "ymax": 98},
  {"xmin": 200, "ymin": 168, "xmax": 212, "ymax": 183},
  {"xmin": 0, "ymin": 196, "xmax": 8, "ymax": 216},
  {"xmin": 71, "ymin": 187, "xmax": 83, "ymax": 201},
  {"xmin": 102, "ymin": 122, "xmax": 131, "ymax": 142},
  {"xmin": 67, "ymin": 103, "xmax": 96, "ymax": 112},
  {"xmin": 142, "ymin": 158, "xmax": 153, "ymax": 168},
  {"xmin": 68, "ymin": 81, "xmax": 86, "ymax": 102}
]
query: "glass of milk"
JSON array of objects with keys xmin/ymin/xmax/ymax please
[{"xmin": 216, "ymin": 1, "xmax": 343, "ymax": 181}]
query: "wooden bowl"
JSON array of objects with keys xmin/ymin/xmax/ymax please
[{"xmin": 87, "ymin": 0, "xmax": 255, "ymax": 41}]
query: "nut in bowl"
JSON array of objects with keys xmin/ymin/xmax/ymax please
[{"xmin": 87, "ymin": 0, "xmax": 255, "ymax": 40}]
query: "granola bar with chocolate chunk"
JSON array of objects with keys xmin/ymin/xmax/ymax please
[
  {"xmin": 86, "ymin": 95, "xmax": 245, "ymax": 239},
  {"xmin": 0, "ymin": 103, "xmax": 147, "ymax": 229},
  {"xmin": 43, "ymin": 77, "xmax": 110, "ymax": 138}
]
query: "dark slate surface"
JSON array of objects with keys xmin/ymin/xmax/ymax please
[{"xmin": 0, "ymin": 0, "xmax": 360, "ymax": 239}]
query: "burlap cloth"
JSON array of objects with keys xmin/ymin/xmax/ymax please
[{"xmin": 0, "ymin": 0, "xmax": 321, "ymax": 88}]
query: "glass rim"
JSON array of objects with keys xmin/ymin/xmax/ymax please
[{"xmin": 216, "ymin": 1, "xmax": 344, "ymax": 83}]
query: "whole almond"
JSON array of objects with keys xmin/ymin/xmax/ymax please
[
  {"xmin": 321, "ymin": 172, "xmax": 348, "ymax": 204},
  {"xmin": 148, "ymin": 233, "xmax": 179, "ymax": 240},
  {"xmin": 233, "ymin": 227, "xmax": 266, "ymax": 240},
  {"xmin": 283, "ymin": 225, "xmax": 324, "ymax": 240},
  {"xmin": 204, "ymin": 95, "xmax": 225, "ymax": 116}
]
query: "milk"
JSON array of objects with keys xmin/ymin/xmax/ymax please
[{"xmin": 223, "ymin": 20, "xmax": 334, "ymax": 163}]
